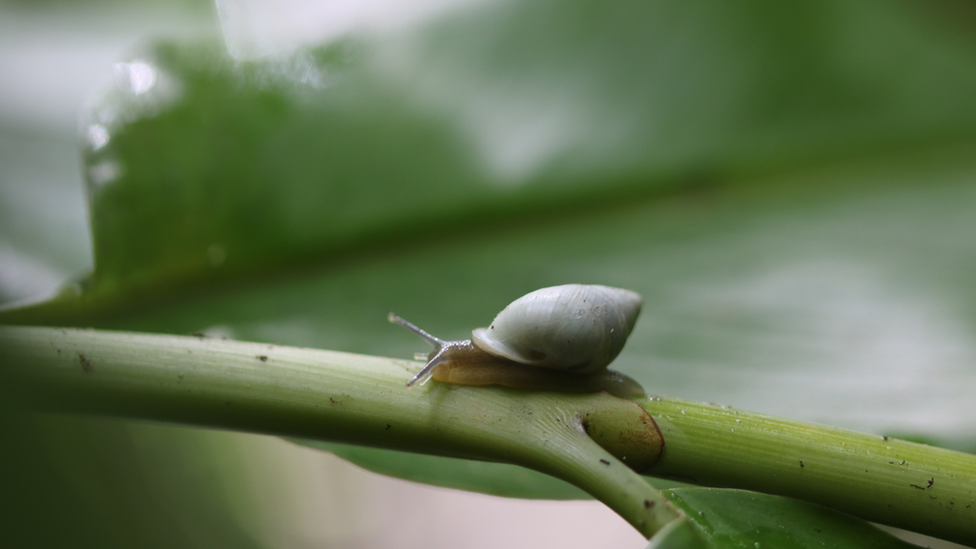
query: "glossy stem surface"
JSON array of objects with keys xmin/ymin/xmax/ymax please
[
  {"xmin": 0, "ymin": 326, "xmax": 677, "ymax": 538},
  {"xmin": 641, "ymin": 397, "xmax": 976, "ymax": 546},
  {"xmin": 2, "ymin": 326, "xmax": 974, "ymax": 544}
]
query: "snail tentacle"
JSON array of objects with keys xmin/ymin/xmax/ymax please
[
  {"xmin": 389, "ymin": 313, "xmax": 452, "ymax": 387},
  {"xmin": 406, "ymin": 346, "xmax": 451, "ymax": 387},
  {"xmin": 388, "ymin": 313, "xmax": 446, "ymax": 348}
]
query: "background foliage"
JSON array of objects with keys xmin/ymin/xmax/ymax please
[{"xmin": 2, "ymin": 0, "xmax": 975, "ymax": 546}]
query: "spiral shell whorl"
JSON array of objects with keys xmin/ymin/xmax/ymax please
[{"xmin": 471, "ymin": 284, "xmax": 641, "ymax": 374}]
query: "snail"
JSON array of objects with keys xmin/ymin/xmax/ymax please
[{"xmin": 389, "ymin": 284, "xmax": 645, "ymax": 398}]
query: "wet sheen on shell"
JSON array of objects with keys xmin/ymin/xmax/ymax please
[{"xmin": 471, "ymin": 285, "xmax": 642, "ymax": 374}]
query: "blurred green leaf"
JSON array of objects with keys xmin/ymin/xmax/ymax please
[
  {"xmin": 0, "ymin": 412, "xmax": 265, "ymax": 549},
  {"xmin": 658, "ymin": 487, "xmax": 919, "ymax": 548},
  {"xmin": 4, "ymin": 0, "xmax": 976, "ymax": 545},
  {"xmin": 292, "ymin": 439, "xmax": 591, "ymax": 499},
  {"xmin": 15, "ymin": 0, "xmax": 972, "ymax": 314}
]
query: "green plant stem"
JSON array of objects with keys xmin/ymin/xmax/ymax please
[
  {"xmin": 0, "ymin": 326, "xmax": 678, "ymax": 538},
  {"xmin": 641, "ymin": 397, "xmax": 976, "ymax": 545},
  {"xmin": 2, "ymin": 327, "xmax": 974, "ymax": 544}
]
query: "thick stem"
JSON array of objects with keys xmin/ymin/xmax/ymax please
[
  {"xmin": 2, "ymin": 326, "xmax": 973, "ymax": 544},
  {"xmin": 0, "ymin": 326, "xmax": 677, "ymax": 538},
  {"xmin": 640, "ymin": 397, "xmax": 976, "ymax": 546}
]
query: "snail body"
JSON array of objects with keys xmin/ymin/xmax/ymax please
[{"xmin": 389, "ymin": 284, "xmax": 644, "ymax": 397}]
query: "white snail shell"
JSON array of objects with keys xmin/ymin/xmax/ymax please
[
  {"xmin": 389, "ymin": 284, "xmax": 643, "ymax": 395},
  {"xmin": 471, "ymin": 285, "xmax": 641, "ymax": 374}
]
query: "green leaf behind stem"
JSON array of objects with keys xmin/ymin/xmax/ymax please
[{"xmin": 657, "ymin": 488, "xmax": 919, "ymax": 549}]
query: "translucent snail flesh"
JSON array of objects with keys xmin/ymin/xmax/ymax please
[{"xmin": 389, "ymin": 284, "xmax": 645, "ymax": 398}]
